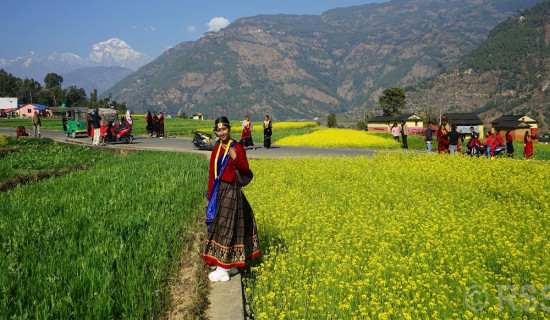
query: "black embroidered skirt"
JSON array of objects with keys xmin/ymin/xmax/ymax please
[{"xmin": 202, "ymin": 181, "xmax": 261, "ymax": 268}]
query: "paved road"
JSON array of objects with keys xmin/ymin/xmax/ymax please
[{"xmin": 0, "ymin": 127, "xmax": 380, "ymax": 158}]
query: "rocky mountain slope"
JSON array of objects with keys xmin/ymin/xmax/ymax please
[{"xmin": 104, "ymin": 0, "xmax": 545, "ymax": 120}]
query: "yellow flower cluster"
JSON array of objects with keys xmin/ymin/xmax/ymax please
[
  {"xmin": 244, "ymin": 154, "xmax": 550, "ymax": 318},
  {"xmin": 270, "ymin": 121, "xmax": 318, "ymax": 130},
  {"xmin": 246, "ymin": 121, "xmax": 319, "ymax": 133},
  {"xmin": 276, "ymin": 128, "xmax": 400, "ymax": 149}
]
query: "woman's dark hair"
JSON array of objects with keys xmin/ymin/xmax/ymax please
[{"xmin": 214, "ymin": 116, "xmax": 231, "ymax": 130}]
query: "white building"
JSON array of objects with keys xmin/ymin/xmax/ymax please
[
  {"xmin": 0, "ymin": 97, "xmax": 18, "ymax": 116},
  {"xmin": 0, "ymin": 97, "xmax": 17, "ymax": 109}
]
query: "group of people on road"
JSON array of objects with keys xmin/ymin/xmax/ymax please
[
  {"xmin": 429, "ymin": 122, "xmax": 535, "ymax": 159},
  {"xmin": 391, "ymin": 121, "xmax": 409, "ymax": 149},
  {"xmin": 145, "ymin": 111, "xmax": 165, "ymax": 138},
  {"xmin": 239, "ymin": 115, "xmax": 273, "ymax": 150}
]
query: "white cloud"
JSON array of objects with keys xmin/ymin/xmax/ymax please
[
  {"xmin": 187, "ymin": 25, "xmax": 197, "ymax": 33},
  {"xmin": 207, "ymin": 17, "xmax": 230, "ymax": 32},
  {"xmin": 149, "ymin": 26, "xmax": 155, "ymax": 32}
]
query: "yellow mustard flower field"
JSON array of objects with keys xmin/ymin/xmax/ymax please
[
  {"xmin": 244, "ymin": 153, "xmax": 550, "ymax": 319},
  {"xmin": 276, "ymin": 128, "xmax": 401, "ymax": 149}
]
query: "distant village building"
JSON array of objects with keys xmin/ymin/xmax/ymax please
[
  {"xmin": 19, "ymin": 104, "xmax": 49, "ymax": 118},
  {"xmin": 367, "ymin": 114, "xmax": 424, "ymax": 135},
  {"xmin": 0, "ymin": 97, "xmax": 18, "ymax": 117},
  {"xmin": 441, "ymin": 113, "xmax": 484, "ymax": 139},
  {"xmin": 491, "ymin": 114, "xmax": 538, "ymax": 141},
  {"xmin": 192, "ymin": 113, "xmax": 204, "ymax": 120}
]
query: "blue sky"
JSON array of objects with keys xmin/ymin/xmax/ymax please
[{"xmin": 1, "ymin": 0, "xmax": 387, "ymax": 60}]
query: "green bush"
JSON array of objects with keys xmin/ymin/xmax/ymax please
[
  {"xmin": 357, "ymin": 121, "xmax": 368, "ymax": 131},
  {"xmin": 0, "ymin": 135, "xmax": 7, "ymax": 148}
]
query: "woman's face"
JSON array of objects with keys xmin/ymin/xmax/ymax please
[{"xmin": 216, "ymin": 125, "xmax": 230, "ymax": 142}]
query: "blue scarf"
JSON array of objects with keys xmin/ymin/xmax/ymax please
[{"xmin": 205, "ymin": 140, "xmax": 234, "ymax": 231}]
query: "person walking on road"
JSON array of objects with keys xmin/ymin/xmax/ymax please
[
  {"xmin": 32, "ymin": 111, "xmax": 41, "ymax": 138},
  {"xmin": 152, "ymin": 112, "xmax": 159, "ymax": 138},
  {"xmin": 263, "ymin": 115, "xmax": 273, "ymax": 149},
  {"xmin": 202, "ymin": 116, "xmax": 261, "ymax": 282},
  {"xmin": 241, "ymin": 115, "xmax": 256, "ymax": 150},
  {"xmin": 91, "ymin": 109, "xmax": 102, "ymax": 146},
  {"xmin": 401, "ymin": 120, "xmax": 409, "ymax": 149},
  {"xmin": 158, "ymin": 112, "xmax": 165, "ymax": 138}
]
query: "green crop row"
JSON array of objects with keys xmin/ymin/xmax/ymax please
[
  {"xmin": 0, "ymin": 151, "xmax": 209, "ymax": 319},
  {"xmin": 0, "ymin": 143, "xmax": 109, "ymax": 181}
]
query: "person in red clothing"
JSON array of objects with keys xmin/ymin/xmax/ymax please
[
  {"xmin": 158, "ymin": 112, "xmax": 165, "ymax": 138},
  {"xmin": 482, "ymin": 132, "xmax": 494, "ymax": 157},
  {"xmin": 505, "ymin": 129, "xmax": 514, "ymax": 157},
  {"xmin": 152, "ymin": 112, "xmax": 159, "ymax": 137},
  {"xmin": 436, "ymin": 125, "xmax": 449, "ymax": 153},
  {"xmin": 241, "ymin": 115, "xmax": 256, "ymax": 150},
  {"xmin": 524, "ymin": 130, "xmax": 534, "ymax": 159},
  {"xmin": 491, "ymin": 129, "xmax": 504, "ymax": 156},
  {"xmin": 202, "ymin": 116, "xmax": 260, "ymax": 282}
]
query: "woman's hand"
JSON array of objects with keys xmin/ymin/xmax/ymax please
[{"xmin": 229, "ymin": 146, "xmax": 237, "ymax": 159}]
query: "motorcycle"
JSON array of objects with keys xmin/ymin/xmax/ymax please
[
  {"xmin": 101, "ymin": 121, "xmax": 133, "ymax": 144},
  {"xmin": 477, "ymin": 144, "xmax": 507, "ymax": 158},
  {"xmin": 192, "ymin": 131, "xmax": 218, "ymax": 150}
]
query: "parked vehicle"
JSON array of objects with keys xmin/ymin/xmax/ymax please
[
  {"xmin": 87, "ymin": 108, "xmax": 133, "ymax": 144},
  {"xmin": 60, "ymin": 107, "xmax": 88, "ymax": 138},
  {"xmin": 478, "ymin": 144, "xmax": 507, "ymax": 158},
  {"xmin": 192, "ymin": 131, "xmax": 218, "ymax": 150}
]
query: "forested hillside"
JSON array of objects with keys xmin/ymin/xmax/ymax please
[{"xmin": 407, "ymin": 0, "xmax": 550, "ymax": 131}]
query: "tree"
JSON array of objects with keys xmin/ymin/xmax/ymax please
[
  {"xmin": 379, "ymin": 87, "xmax": 406, "ymax": 116},
  {"xmin": 36, "ymin": 88, "xmax": 54, "ymax": 106},
  {"xmin": 327, "ymin": 113, "xmax": 337, "ymax": 128},
  {"xmin": 0, "ymin": 69, "xmax": 19, "ymax": 97},
  {"xmin": 64, "ymin": 86, "xmax": 87, "ymax": 107},
  {"xmin": 44, "ymin": 73, "xmax": 63, "ymax": 89},
  {"xmin": 90, "ymin": 89, "xmax": 98, "ymax": 104}
]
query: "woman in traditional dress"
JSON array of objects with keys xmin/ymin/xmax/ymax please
[
  {"xmin": 437, "ymin": 125, "xmax": 449, "ymax": 153},
  {"xmin": 158, "ymin": 112, "xmax": 165, "ymax": 138},
  {"xmin": 241, "ymin": 115, "xmax": 256, "ymax": 150},
  {"xmin": 202, "ymin": 116, "xmax": 261, "ymax": 282},
  {"xmin": 524, "ymin": 130, "xmax": 534, "ymax": 159},
  {"xmin": 152, "ymin": 112, "xmax": 159, "ymax": 138},
  {"xmin": 146, "ymin": 111, "xmax": 153, "ymax": 137},
  {"xmin": 263, "ymin": 115, "xmax": 273, "ymax": 149},
  {"xmin": 505, "ymin": 129, "xmax": 514, "ymax": 158}
]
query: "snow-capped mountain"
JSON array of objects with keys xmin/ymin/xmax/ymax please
[
  {"xmin": 0, "ymin": 38, "xmax": 152, "ymax": 84},
  {"xmin": 86, "ymin": 38, "xmax": 151, "ymax": 70}
]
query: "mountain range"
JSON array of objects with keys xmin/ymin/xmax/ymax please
[
  {"xmin": 102, "ymin": 0, "xmax": 546, "ymax": 120},
  {"xmin": 0, "ymin": 38, "xmax": 152, "ymax": 94}
]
